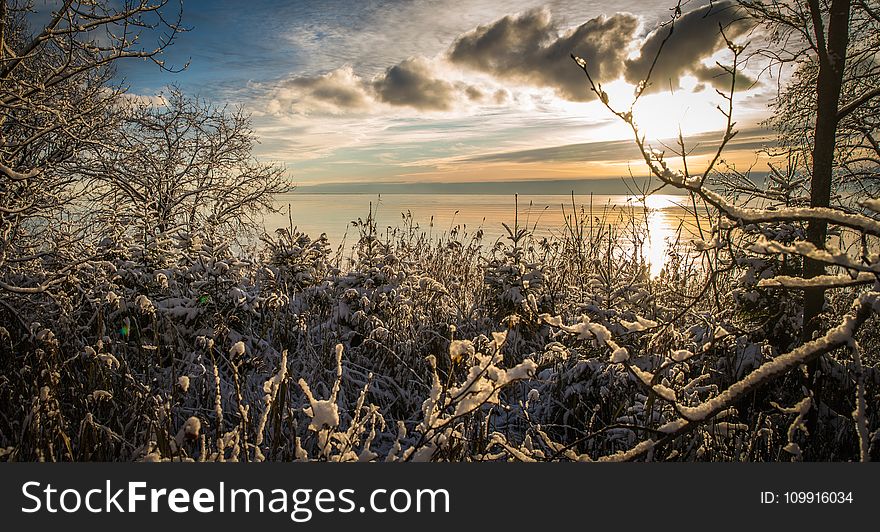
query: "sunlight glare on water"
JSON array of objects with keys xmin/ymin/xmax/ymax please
[{"xmin": 638, "ymin": 194, "xmax": 686, "ymax": 278}]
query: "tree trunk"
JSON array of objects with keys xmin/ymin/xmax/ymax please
[
  {"xmin": 802, "ymin": 0, "xmax": 850, "ymax": 341},
  {"xmin": 802, "ymin": 0, "xmax": 850, "ymax": 454}
]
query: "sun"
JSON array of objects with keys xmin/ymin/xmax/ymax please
[{"xmin": 595, "ymin": 78, "xmax": 730, "ymax": 141}]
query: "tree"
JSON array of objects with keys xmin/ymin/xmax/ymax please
[
  {"xmin": 0, "ymin": 0, "xmax": 183, "ymax": 298},
  {"xmin": 572, "ymin": 0, "xmax": 879, "ymax": 460},
  {"xmin": 740, "ymin": 0, "xmax": 880, "ymax": 341},
  {"xmin": 79, "ymin": 87, "xmax": 288, "ymax": 238},
  {"xmin": 735, "ymin": 0, "xmax": 880, "ymax": 441}
]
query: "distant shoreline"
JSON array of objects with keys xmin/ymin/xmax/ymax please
[{"xmin": 283, "ymin": 177, "xmax": 694, "ymax": 196}]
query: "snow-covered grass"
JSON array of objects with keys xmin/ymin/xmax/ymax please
[{"xmin": 0, "ymin": 199, "xmax": 877, "ymax": 462}]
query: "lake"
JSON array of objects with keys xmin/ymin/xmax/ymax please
[{"xmin": 263, "ymin": 193, "xmax": 705, "ymax": 277}]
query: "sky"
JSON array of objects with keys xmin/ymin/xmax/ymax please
[{"xmin": 115, "ymin": 0, "xmax": 778, "ymax": 193}]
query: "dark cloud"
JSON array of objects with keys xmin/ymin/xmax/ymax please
[
  {"xmin": 371, "ymin": 57, "xmax": 461, "ymax": 111},
  {"xmin": 464, "ymin": 85, "xmax": 485, "ymax": 101},
  {"xmin": 625, "ymin": 0, "xmax": 752, "ymax": 91},
  {"xmin": 448, "ymin": 8, "xmax": 639, "ymax": 101},
  {"xmin": 462, "ymin": 85, "xmax": 511, "ymax": 104},
  {"xmin": 269, "ymin": 57, "xmax": 489, "ymax": 114}
]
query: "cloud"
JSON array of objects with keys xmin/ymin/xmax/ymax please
[
  {"xmin": 264, "ymin": 2, "xmax": 757, "ymax": 117},
  {"xmin": 266, "ymin": 57, "xmax": 491, "ymax": 115},
  {"xmin": 625, "ymin": 0, "xmax": 752, "ymax": 91},
  {"xmin": 448, "ymin": 8, "xmax": 639, "ymax": 101},
  {"xmin": 267, "ymin": 66, "xmax": 374, "ymax": 115},
  {"xmin": 372, "ymin": 57, "xmax": 461, "ymax": 111},
  {"xmin": 467, "ymin": 127, "xmax": 771, "ymax": 164}
]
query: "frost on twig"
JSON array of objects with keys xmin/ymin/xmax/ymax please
[
  {"xmin": 771, "ymin": 396, "xmax": 812, "ymax": 461},
  {"xmin": 403, "ymin": 331, "xmax": 537, "ymax": 461},
  {"xmin": 541, "ymin": 314, "xmax": 629, "ymax": 363},
  {"xmin": 850, "ymin": 341, "xmax": 871, "ymax": 463},
  {"xmin": 253, "ymin": 350, "xmax": 288, "ymax": 462},
  {"xmin": 298, "ymin": 345, "xmax": 344, "ymax": 456},
  {"xmin": 758, "ymin": 272, "xmax": 877, "ymax": 289}
]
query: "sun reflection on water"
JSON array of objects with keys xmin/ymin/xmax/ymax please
[{"xmin": 632, "ymin": 195, "xmax": 684, "ymax": 279}]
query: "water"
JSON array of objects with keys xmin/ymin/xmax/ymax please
[{"xmin": 263, "ymin": 193, "xmax": 704, "ymax": 277}]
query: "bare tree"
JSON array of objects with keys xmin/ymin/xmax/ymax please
[
  {"xmin": 0, "ymin": 0, "xmax": 183, "ymax": 298},
  {"xmin": 80, "ymin": 87, "xmax": 288, "ymax": 239}
]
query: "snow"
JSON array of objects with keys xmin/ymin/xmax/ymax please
[
  {"xmin": 418, "ymin": 276, "xmax": 448, "ymax": 294},
  {"xmin": 586, "ymin": 322, "xmax": 613, "ymax": 345},
  {"xmin": 492, "ymin": 331, "xmax": 508, "ymax": 348},
  {"xmin": 449, "ymin": 339, "xmax": 475, "ymax": 363},
  {"xmin": 410, "ymin": 443, "xmax": 437, "ymax": 462},
  {"xmin": 104, "ymin": 290, "xmax": 120, "ymax": 308},
  {"xmin": 298, "ymin": 377, "xmax": 340, "ymax": 432},
  {"xmin": 489, "ymin": 433, "xmax": 537, "ymax": 463},
  {"xmin": 698, "ymin": 187, "xmax": 880, "ymax": 238},
  {"xmin": 254, "ymin": 350, "xmax": 289, "ymax": 456},
  {"xmin": 783, "ymin": 442, "xmax": 802, "ymax": 458},
  {"xmin": 750, "ymin": 237, "xmax": 878, "ymax": 273},
  {"xmin": 228, "ymin": 287, "xmax": 246, "ymax": 305},
  {"xmin": 774, "ymin": 396, "xmax": 812, "ymax": 445},
  {"xmin": 541, "ymin": 313, "xmax": 627, "ymax": 361},
  {"xmin": 134, "ymin": 294, "xmax": 155, "ymax": 314},
  {"xmin": 758, "ymin": 272, "xmax": 876, "ymax": 289},
  {"xmin": 658, "ymin": 419, "xmax": 688, "ymax": 433},
  {"xmin": 425, "ymin": 342, "xmax": 537, "ymax": 423},
  {"xmin": 862, "ymin": 198, "xmax": 880, "ymax": 213},
  {"xmin": 450, "ymin": 356, "xmax": 506, "ymax": 417},
  {"xmin": 90, "ymin": 390, "xmax": 113, "ymax": 401},
  {"xmin": 630, "ymin": 365, "xmax": 676, "ymax": 402},
  {"xmin": 98, "ymin": 352, "xmax": 120, "ymax": 370},
  {"xmin": 694, "ymin": 237, "xmax": 722, "ymax": 251},
  {"xmin": 308, "ymin": 399, "xmax": 339, "ymax": 430},
  {"xmin": 229, "ymin": 341, "xmax": 246, "ymax": 357},
  {"xmin": 620, "ymin": 315, "xmax": 658, "ymax": 332},
  {"xmin": 598, "ymin": 438, "xmax": 656, "ymax": 462},
  {"xmin": 178, "ymin": 376, "xmax": 190, "ymax": 393},
  {"xmin": 671, "ymin": 349, "xmax": 694, "ymax": 362},
  {"xmin": 358, "ymin": 448, "xmax": 378, "ymax": 462},
  {"xmin": 183, "ymin": 416, "xmax": 201, "ymax": 439},
  {"xmin": 143, "ymin": 452, "xmax": 162, "ymax": 462},
  {"xmin": 262, "ymin": 353, "xmax": 288, "ymax": 395},
  {"xmin": 540, "ymin": 314, "xmax": 612, "ymax": 344},
  {"xmin": 610, "ymin": 346, "xmax": 630, "ymax": 363},
  {"xmin": 505, "ymin": 359, "xmax": 538, "ymax": 382},
  {"xmin": 850, "ymin": 341, "xmax": 871, "ymax": 462}
]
